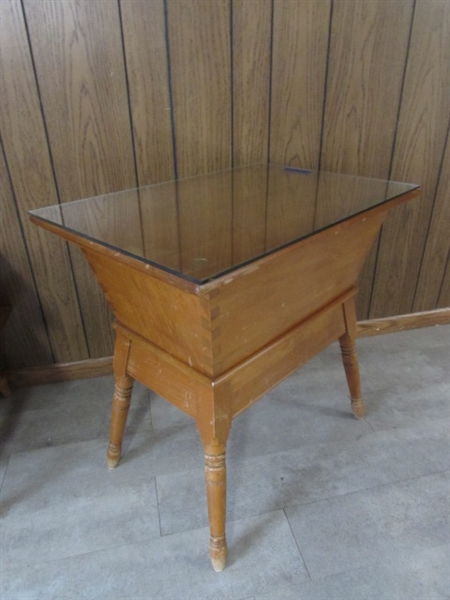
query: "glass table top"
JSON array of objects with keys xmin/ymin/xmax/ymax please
[{"xmin": 30, "ymin": 164, "xmax": 418, "ymax": 284}]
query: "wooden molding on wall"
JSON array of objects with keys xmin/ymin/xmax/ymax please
[
  {"xmin": 356, "ymin": 307, "xmax": 450, "ymax": 337},
  {"xmin": 5, "ymin": 308, "xmax": 449, "ymax": 389},
  {"xmin": 6, "ymin": 356, "xmax": 114, "ymax": 389}
]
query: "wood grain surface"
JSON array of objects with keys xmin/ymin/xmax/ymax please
[
  {"xmin": 0, "ymin": 0, "xmax": 88, "ymax": 364},
  {"xmin": 232, "ymin": 0, "xmax": 272, "ymax": 167},
  {"xmin": 321, "ymin": 0, "xmax": 414, "ymax": 176},
  {"xmin": 370, "ymin": 0, "xmax": 450, "ymax": 318},
  {"xmin": 265, "ymin": 168, "xmax": 316, "ymax": 249},
  {"xmin": 0, "ymin": 145, "xmax": 53, "ymax": 367},
  {"xmin": 177, "ymin": 171, "xmax": 233, "ymax": 281},
  {"xmin": 139, "ymin": 182, "xmax": 181, "ymax": 271},
  {"xmin": 357, "ymin": 308, "xmax": 450, "ymax": 338},
  {"xmin": 207, "ymin": 211, "xmax": 386, "ymax": 375},
  {"xmin": 23, "ymin": 0, "xmax": 135, "ymax": 201},
  {"xmin": 23, "ymin": 0, "xmax": 137, "ymax": 357},
  {"xmin": 120, "ymin": 0, "xmax": 175, "ymax": 185},
  {"xmin": 413, "ymin": 127, "xmax": 450, "ymax": 311},
  {"xmin": 320, "ymin": 0, "xmax": 414, "ymax": 319},
  {"xmin": 269, "ymin": 0, "xmax": 331, "ymax": 167},
  {"xmin": 231, "ymin": 166, "xmax": 267, "ymax": 264},
  {"xmin": 6, "ymin": 357, "xmax": 114, "ymax": 389},
  {"xmin": 167, "ymin": 0, "xmax": 232, "ymax": 177}
]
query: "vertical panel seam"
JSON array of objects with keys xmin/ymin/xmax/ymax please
[
  {"xmin": 20, "ymin": 0, "xmax": 91, "ymax": 357},
  {"xmin": 317, "ymin": 0, "xmax": 334, "ymax": 172},
  {"xmin": 230, "ymin": 0, "xmax": 234, "ymax": 260},
  {"xmin": 230, "ymin": 0, "xmax": 234, "ymax": 168},
  {"xmin": 0, "ymin": 134, "xmax": 55, "ymax": 363},
  {"xmin": 385, "ymin": 0, "xmax": 417, "ymax": 184},
  {"xmin": 117, "ymin": 0, "xmax": 146, "ymax": 258},
  {"xmin": 437, "ymin": 248, "xmax": 450, "ymax": 306},
  {"xmin": 266, "ymin": 0, "xmax": 275, "ymax": 165},
  {"xmin": 412, "ymin": 116, "xmax": 450, "ymax": 310},
  {"xmin": 117, "ymin": 0, "xmax": 140, "ymax": 189},
  {"xmin": 368, "ymin": 0, "xmax": 417, "ymax": 318},
  {"xmin": 163, "ymin": 0, "xmax": 178, "ymax": 180}
]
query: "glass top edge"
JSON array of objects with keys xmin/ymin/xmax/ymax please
[
  {"xmin": 28, "ymin": 165, "xmax": 420, "ymax": 285},
  {"xmin": 28, "ymin": 212, "xmax": 206, "ymax": 285},
  {"xmin": 28, "ymin": 164, "xmax": 419, "ymax": 213}
]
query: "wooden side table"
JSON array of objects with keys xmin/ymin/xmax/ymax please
[
  {"xmin": 0, "ymin": 305, "xmax": 12, "ymax": 397},
  {"xmin": 29, "ymin": 165, "xmax": 420, "ymax": 571}
]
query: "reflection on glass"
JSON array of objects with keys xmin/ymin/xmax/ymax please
[{"xmin": 30, "ymin": 164, "xmax": 418, "ymax": 283}]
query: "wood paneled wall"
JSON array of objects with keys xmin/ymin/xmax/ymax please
[{"xmin": 0, "ymin": 0, "xmax": 449, "ymax": 369}]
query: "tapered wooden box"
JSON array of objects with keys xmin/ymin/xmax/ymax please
[{"xmin": 30, "ymin": 164, "xmax": 419, "ymax": 570}]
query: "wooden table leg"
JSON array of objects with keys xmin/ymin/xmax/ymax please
[
  {"xmin": 339, "ymin": 297, "xmax": 365, "ymax": 419},
  {"xmin": 107, "ymin": 374, "xmax": 134, "ymax": 468},
  {"xmin": 107, "ymin": 330, "xmax": 133, "ymax": 468},
  {"xmin": 197, "ymin": 388, "xmax": 231, "ymax": 571},
  {"xmin": 204, "ymin": 442, "xmax": 228, "ymax": 572}
]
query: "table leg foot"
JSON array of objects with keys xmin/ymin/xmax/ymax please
[
  {"xmin": 210, "ymin": 536, "xmax": 227, "ymax": 572},
  {"xmin": 351, "ymin": 397, "xmax": 365, "ymax": 420},
  {"xmin": 107, "ymin": 375, "xmax": 133, "ymax": 468},
  {"xmin": 106, "ymin": 446, "xmax": 121, "ymax": 469},
  {"xmin": 339, "ymin": 332, "xmax": 365, "ymax": 420},
  {"xmin": 205, "ymin": 445, "xmax": 228, "ymax": 572}
]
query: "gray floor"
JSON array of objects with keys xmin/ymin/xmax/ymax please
[{"xmin": 0, "ymin": 326, "xmax": 449, "ymax": 600}]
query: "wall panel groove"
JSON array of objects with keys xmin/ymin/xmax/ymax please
[
  {"xmin": 269, "ymin": 0, "xmax": 331, "ymax": 168},
  {"xmin": 437, "ymin": 252, "xmax": 450, "ymax": 309},
  {"xmin": 20, "ymin": 0, "xmax": 91, "ymax": 358},
  {"xmin": 232, "ymin": 0, "xmax": 272, "ymax": 167},
  {"xmin": 163, "ymin": 0, "xmax": 179, "ymax": 181},
  {"xmin": 0, "ymin": 139, "xmax": 54, "ymax": 367},
  {"xmin": 23, "ymin": 0, "xmax": 137, "ymax": 357},
  {"xmin": 265, "ymin": 0, "xmax": 275, "ymax": 165},
  {"xmin": 316, "ymin": 0, "xmax": 334, "ymax": 173},
  {"xmin": 122, "ymin": 0, "xmax": 175, "ymax": 185},
  {"xmin": 167, "ymin": 0, "xmax": 232, "ymax": 178},
  {"xmin": 0, "ymin": 0, "xmax": 89, "ymax": 364},
  {"xmin": 413, "ymin": 122, "xmax": 450, "ymax": 310},
  {"xmin": 369, "ymin": 0, "xmax": 450, "ymax": 318},
  {"xmin": 320, "ymin": 0, "xmax": 414, "ymax": 319},
  {"xmin": 117, "ymin": 0, "xmax": 140, "ymax": 191}
]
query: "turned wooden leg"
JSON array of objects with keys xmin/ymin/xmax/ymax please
[
  {"xmin": 339, "ymin": 296, "xmax": 365, "ymax": 419},
  {"xmin": 107, "ymin": 329, "xmax": 133, "ymax": 469},
  {"xmin": 204, "ymin": 443, "xmax": 227, "ymax": 572},
  {"xmin": 339, "ymin": 333, "xmax": 365, "ymax": 419},
  {"xmin": 107, "ymin": 375, "xmax": 134, "ymax": 468}
]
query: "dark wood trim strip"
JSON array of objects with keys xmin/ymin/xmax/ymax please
[
  {"xmin": 5, "ymin": 308, "xmax": 449, "ymax": 388},
  {"xmin": 6, "ymin": 356, "xmax": 113, "ymax": 388},
  {"xmin": 356, "ymin": 307, "xmax": 450, "ymax": 338}
]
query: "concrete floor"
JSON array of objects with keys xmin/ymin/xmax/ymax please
[{"xmin": 0, "ymin": 325, "xmax": 449, "ymax": 599}]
